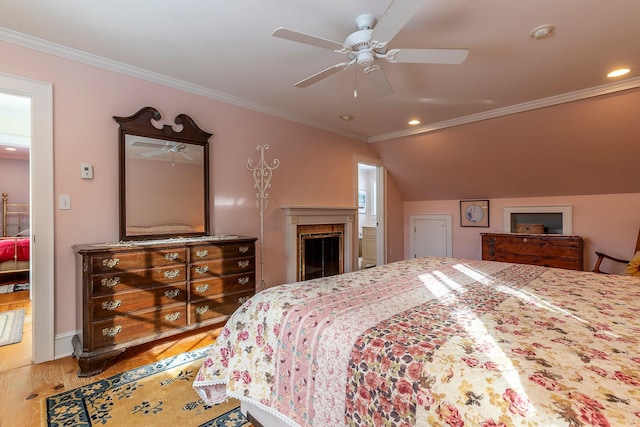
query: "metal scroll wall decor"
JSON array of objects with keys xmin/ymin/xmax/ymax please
[{"xmin": 247, "ymin": 145, "xmax": 280, "ymax": 290}]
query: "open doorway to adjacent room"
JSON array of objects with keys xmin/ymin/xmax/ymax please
[
  {"xmin": 356, "ymin": 158, "xmax": 386, "ymax": 269},
  {"xmin": 0, "ymin": 73, "xmax": 54, "ymax": 370}
]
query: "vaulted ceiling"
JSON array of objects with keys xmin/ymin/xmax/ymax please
[{"xmin": 1, "ymin": 0, "xmax": 639, "ymax": 200}]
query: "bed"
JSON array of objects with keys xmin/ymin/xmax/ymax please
[
  {"xmin": 1, "ymin": 192, "xmax": 30, "ymax": 276},
  {"xmin": 193, "ymin": 256, "xmax": 640, "ymax": 426}
]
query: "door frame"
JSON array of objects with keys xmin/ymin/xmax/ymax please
[
  {"xmin": 354, "ymin": 155, "xmax": 386, "ymax": 266},
  {"xmin": 0, "ymin": 72, "xmax": 55, "ymax": 363}
]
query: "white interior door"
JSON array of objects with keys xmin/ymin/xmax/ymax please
[{"xmin": 410, "ymin": 214, "xmax": 452, "ymax": 258}]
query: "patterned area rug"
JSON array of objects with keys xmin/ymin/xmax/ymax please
[
  {"xmin": 0, "ymin": 308, "xmax": 25, "ymax": 346},
  {"xmin": 0, "ymin": 282, "xmax": 29, "ymax": 294},
  {"xmin": 43, "ymin": 346, "xmax": 251, "ymax": 427}
]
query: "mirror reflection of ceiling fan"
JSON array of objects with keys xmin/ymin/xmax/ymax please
[
  {"xmin": 132, "ymin": 140, "xmax": 194, "ymax": 161},
  {"xmin": 272, "ymin": 0, "xmax": 469, "ymax": 97}
]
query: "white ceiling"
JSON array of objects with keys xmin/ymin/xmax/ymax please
[{"xmin": 1, "ymin": 0, "xmax": 639, "ymax": 143}]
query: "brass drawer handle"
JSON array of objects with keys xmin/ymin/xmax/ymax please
[
  {"xmin": 101, "ymin": 277, "xmax": 121, "ymax": 288},
  {"xmin": 195, "ymin": 266, "xmax": 209, "ymax": 275},
  {"xmin": 165, "ymin": 252, "xmax": 179, "ymax": 261},
  {"xmin": 238, "ymin": 276, "xmax": 250, "ymax": 285},
  {"xmin": 195, "ymin": 305, "xmax": 209, "ymax": 315},
  {"xmin": 238, "ymin": 296, "xmax": 250, "ymax": 304},
  {"xmin": 164, "ymin": 289, "xmax": 180, "ymax": 298},
  {"xmin": 196, "ymin": 249, "xmax": 209, "ymax": 258},
  {"xmin": 102, "ymin": 258, "xmax": 119, "ymax": 269},
  {"xmin": 164, "ymin": 312, "xmax": 181, "ymax": 322},
  {"xmin": 101, "ymin": 300, "xmax": 121, "ymax": 311},
  {"xmin": 195, "ymin": 284, "xmax": 209, "ymax": 293},
  {"xmin": 238, "ymin": 260, "xmax": 250, "ymax": 268},
  {"xmin": 239, "ymin": 246, "xmax": 249, "ymax": 253},
  {"xmin": 164, "ymin": 269, "xmax": 181, "ymax": 279},
  {"xmin": 102, "ymin": 326, "xmax": 121, "ymax": 337}
]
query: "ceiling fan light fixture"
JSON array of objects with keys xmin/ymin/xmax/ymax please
[{"xmin": 607, "ymin": 68, "xmax": 630, "ymax": 78}]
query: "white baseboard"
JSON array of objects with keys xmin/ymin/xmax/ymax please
[{"xmin": 54, "ymin": 330, "xmax": 77, "ymax": 360}]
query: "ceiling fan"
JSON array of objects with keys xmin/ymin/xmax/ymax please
[
  {"xmin": 272, "ymin": 0, "xmax": 469, "ymax": 97},
  {"xmin": 132, "ymin": 141, "xmax": 194, "ymax": 161}
]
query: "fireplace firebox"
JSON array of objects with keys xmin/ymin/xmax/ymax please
[{"xmin": 300, "ymin": 232, "xmax": 343, "ymax": 280}]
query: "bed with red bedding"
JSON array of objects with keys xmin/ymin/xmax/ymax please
[
  {"xmin": 1, "ymin": 192, "xmax": 30, "ymax": 275},
  {"xmin": 0, "ymin": 237, "xmax": 29, "ymax": 273},
  {"xmin": 193, "ymin": 256, "xmax": 640, "ymax": 427}
]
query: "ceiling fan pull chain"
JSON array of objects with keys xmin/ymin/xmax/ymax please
[{"xmin": 353, "ymin": 63, "xmax": 358, "ymax": 98}]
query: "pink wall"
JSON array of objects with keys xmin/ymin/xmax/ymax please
[
  {"xmin": 1, "ymin": 40, "xmax": 386, "ymax": 336},
  {"xmin": 127, "ymin": 158, "xmax": 204, "ymax": 228},
  {"xmin": 0, "ymin": 158, "xmax": 29, "ymax": 203},
  {"xmin": 405, "ymin": 193, "xmax": 640, "ymax": 272}
]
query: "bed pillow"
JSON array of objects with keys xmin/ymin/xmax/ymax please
[{"xmin": 622, "ymin": 251, "xmax": 640, "ymax": 277}]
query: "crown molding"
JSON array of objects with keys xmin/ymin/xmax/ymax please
[
  {"xmin": 368, "ymin": 77, "xmax": 640, "ymax": 143},
  {"xmin": 2, "ymin": 26, "xmax": 637, "ymax": 145},
  {"xmin": 0, "ymin": 27, "xmax": 366, "ymax": 142}
]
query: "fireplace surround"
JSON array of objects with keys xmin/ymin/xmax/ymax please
[{"xmin": 282, "ymin": 206, "xmax": 357, "ymax": 283}]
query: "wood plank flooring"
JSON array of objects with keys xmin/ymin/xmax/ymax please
[{"xmin": 0, "ymin": 303, "xmax": 222, "ymax": 427}]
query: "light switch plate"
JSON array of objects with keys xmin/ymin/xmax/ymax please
[{"xmin": 59, "ymin": 194, "xmax": 71, "ymax": 210}]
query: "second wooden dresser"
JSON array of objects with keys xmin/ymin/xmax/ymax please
[
  {"xmin": 73, "ymin": 235, "xmax": 257, "ymax": 376},
  {"xmin": 481, "ymin": 233, "xmax": 584, "ymax": 271}
]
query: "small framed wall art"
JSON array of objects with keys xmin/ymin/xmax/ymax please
[{"xmin": 460, "ymin": 199, "xmax": 489, "ymax": 227}]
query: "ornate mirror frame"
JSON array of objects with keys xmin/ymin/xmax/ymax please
[{"xmin": 114, "ymin": 106, "xmax": 212, "ymax": 241}]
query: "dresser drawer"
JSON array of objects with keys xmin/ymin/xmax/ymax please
[
  {"xmin": 93, "ymin": 284, "xmax": 187, "ymax": 320},
  {"xmin": 190, "ymin": 242, "xmax": 254, "ymax": 261},
  {"xmin": 189, "ymin": 290, "xmax": 253, "ymax": 324},
  {"xmin": 91, "ymin": 265, "xmax": 187, "ymax": 295},
  {"xmin": 190, "ymin": 257, "xmax": 255, "ymax": 279},
  {"xmin": 91, "ymin": 305, "xmax": 187, "ymax": 348},
  {"xmin": 190, "ymin": 272, "xmax": 255, "ymax": 299},
  {"xmin": 90, "ymin": 248, "xmax": 188, "ymax": 273}
]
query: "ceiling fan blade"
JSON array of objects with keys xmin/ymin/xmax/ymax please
[
  {"xmin": 131, "ymin": 141, "xmax": 164, "ymax": 148},
  {"xmin": 272, "ymin": 27, "xmax": 344, "ymax": 51},
  {"xmin": 364, "ymin": 65, "xmax": 393, "ymax": 97},
  {"xmin": 387, "ymin": 48, "xmax": 469, "ymax": 64},
  {"xmin": 140, "ymin": 149, "xmax": 166, "ymax": 157},
  {"xmin": 294, "ymin": 62, "xmax": 350, "ymax": 88},
  {"xmin": 371, "ymin": 0, "xmax": 427, "ymax": 43}
]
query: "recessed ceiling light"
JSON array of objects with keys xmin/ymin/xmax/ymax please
[
  {"xmin": 339, "ymin": 115, "xmax": 354, "ymax": 121},
  {"xmin": 607, "ymin": 68, "xmax": 630, "ymax": 78},
  {"xmin": 408, "ymin": 119, "xmax": 420, "ymax": 126},
  {"xmin": 529, "ymin": 24, "xmax": 555, "ymax": 40}
]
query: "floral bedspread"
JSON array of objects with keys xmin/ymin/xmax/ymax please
[{"xmin": 193, "ymin": 257, "xmax": 640, "ymax": 426}]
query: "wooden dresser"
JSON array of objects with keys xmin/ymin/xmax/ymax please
[
  {"xmin": 481, "ymin": 233, "xmax": 584, "ymax": 271},
  {"xmin": 72, "ymin": 236, "xmax": 257, "ymax": 376}
]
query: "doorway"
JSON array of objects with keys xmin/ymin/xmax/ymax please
[
  {"xmin": 356, "ymin": 158, "xmax": 386, "ymax": 269},
  {"xmin": 0, "ymin": 73, "xmax": 55, "ymax": 367}
]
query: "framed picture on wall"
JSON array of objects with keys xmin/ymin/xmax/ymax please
[
  {"xmin": 460, "ymin": 200, "xmax": 489, "ymax": 227},
  {"xmin": 358, "ymin": 190, "xmax": 366, "ymax": 213}
]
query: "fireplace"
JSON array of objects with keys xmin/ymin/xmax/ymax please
[
  {"xmin": 282, "ymin": 206, "xmax": 357, "ymax": 283},
  {"xmin": 299, "ymin": 224, "xmax": 344, "ymax": 281}
]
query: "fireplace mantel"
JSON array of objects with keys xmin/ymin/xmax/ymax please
[{"xmin": 282, "ymin": 206, "xmax": 358, "ymax": 283}]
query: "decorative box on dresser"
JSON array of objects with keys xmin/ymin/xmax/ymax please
[
  {"xmin": 481, "ymin": 233, "xmax": 584, "ymax": 271},
  {"xmin": 72, "ymin": 236, "xmax": 257, "ymax": 376}
]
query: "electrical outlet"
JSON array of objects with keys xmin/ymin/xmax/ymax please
[{"xmin": 59, "ymin": 194, "xmax": 71, "ymax": 210}]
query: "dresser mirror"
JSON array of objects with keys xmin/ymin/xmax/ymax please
[{"xmin": 114, "ymin": 106, "xmax": 212, "ymax": 240}]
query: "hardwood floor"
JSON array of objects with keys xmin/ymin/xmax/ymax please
[
  {"xmin": 0, "ymin": 309, "xmax": 223, "ymax": 427},
  {"xmin": 0, "ymin": 289, "xmax": 32, "ymax": 372}
]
